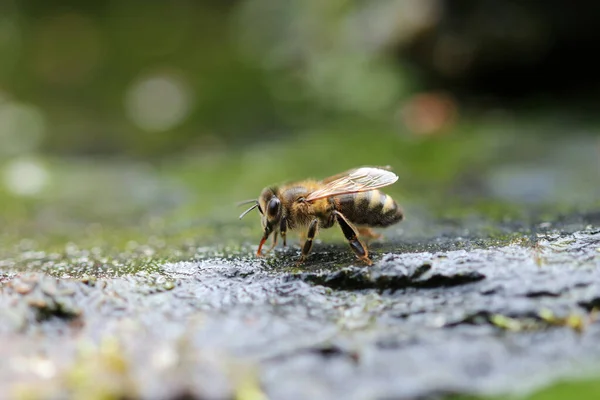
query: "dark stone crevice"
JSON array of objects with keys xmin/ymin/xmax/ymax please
[{"xmin": 290, "ymin": 263, "xmax": 485, "ymax": 292}]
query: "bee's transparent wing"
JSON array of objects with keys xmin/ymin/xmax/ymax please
[
  {"xmin": 305, "ymin": 167, "xmax": 398, "ymax": 202},
  {"xmin": 320, "ymin": 165, "xmax": 392, "ymax": 184}
]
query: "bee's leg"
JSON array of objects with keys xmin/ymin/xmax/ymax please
[
  {"xmin": 280, "ymin": 217, "xmax": 287, "ymax": 247},
  {"xmin": 335, "ymin": 211, "xmax": 372, "ymax": 265},
  {"xmin": 357, "ymin": 227, "xmax": 382, "ymax": 241},
  {"xmin": 299, "ymin": 219, "xmax": 318, "ymax": 263},
  {"xmin": 264, "ymin": 232, "xmax": 279, "ymax": 253},
  {"xmin": 257, "ymin": 233, "xmax": 269, "ymax": 256}
]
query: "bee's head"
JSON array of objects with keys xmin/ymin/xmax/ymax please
[
  {"xmin": 258, "ymin": 187, "xmax": 282, "ymax": 235},
  {"xmin": 238, "ymin": 187, "xmax": 282, "ymax": 256}
]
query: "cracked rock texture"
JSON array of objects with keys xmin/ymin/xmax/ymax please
[{"xmin": 1, "ymin": 226, "xmax": 600, "ymax": 399}]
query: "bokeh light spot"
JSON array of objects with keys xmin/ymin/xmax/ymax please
[
  {"xmin": 124, "ymin": 73, "xmax": 192, "ymax": 133},
  {"xmin": 399, "ymin": 91, "xmax": 458, "ymax": 136},
  {"xmin": 0, "ymin": 101, "xmax": 45, "ymax": 155},
  {"xmin": 306, "ymin": 54, "xmax": 401, "ymax": 115},
  {"xmin": 3, "ymin": 157, "xmax": 50, "ymax": 196}
]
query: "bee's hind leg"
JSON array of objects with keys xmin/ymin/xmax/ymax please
[
  {"xmin": 335, "ymin": 212, "xmax": 372, "ymax": 266},
  {"xmin": 298, "ymin": 219, "xmax": 318, "ymax": 263}
]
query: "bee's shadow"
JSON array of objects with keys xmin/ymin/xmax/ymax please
[{"xmin": 265, "ymin": 242, "xmax": 389, "ymax": 270}]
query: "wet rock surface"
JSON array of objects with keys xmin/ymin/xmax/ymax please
[{"xmin": 1, "ymin": 225, "xmax": 600, "ymax": 399}]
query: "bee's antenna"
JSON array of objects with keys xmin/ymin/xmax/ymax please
[
  {"xmin": 237, "ymin": 199, "xmax": 258, "ymax": 207},
  {"xmin": 237, "ymin": 198, "xmax": 261, "ymax": 219},
  {"xmin": 240, "ymin": 202, "xmax": 258, "ymax": 219},
  {"xmin": 239, "ymin": 203, "xmax": 259, "ymax": 219}
]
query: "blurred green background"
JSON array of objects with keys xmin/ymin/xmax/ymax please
[
  {"xmin": 2, "ymin": 3, "xmax": 600, "ymax": 399},
  {"xmin": 1, "ymin": 0, "xmax": 599, "ymax": 246}
]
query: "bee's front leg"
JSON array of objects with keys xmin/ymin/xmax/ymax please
[
  {"xmin": 264, "ymin": 232, "xmax": 279, "ymax": 254},
  {"xmin": 298, "ymin": 219, "xmax": 318, "ymax": 263},
  {"xmin": 335, "ymin": 211, "xmax": 372, "ymax": 266}
]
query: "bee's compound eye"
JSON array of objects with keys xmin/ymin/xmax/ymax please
[{"xmin": 267, "ymin": 197, "xmax": 280, "ymax": 217}]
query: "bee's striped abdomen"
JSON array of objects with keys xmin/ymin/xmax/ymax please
[{"xmin": 335, "ymin": 190, "xmax": 403, "ymax": 227}]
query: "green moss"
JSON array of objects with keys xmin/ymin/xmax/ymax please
[
  {"xmin": 63, "ymin": 338, "xmax": 138, "ymax": 400},
  {"xmin": 1, "ymin": 115, "xmax": 598, "ymax": 276},
  {"xmin": 445, "ymin": 375, "xmax": 600, "ymax": 400},
  {"xmin": 523, "ymin": 378, "xmax": 600, "ymax": 400}
]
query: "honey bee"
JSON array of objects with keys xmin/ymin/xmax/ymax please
[{"xmin": 238, "ymin": 167, "xmax": 404, "ymax": 265}]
